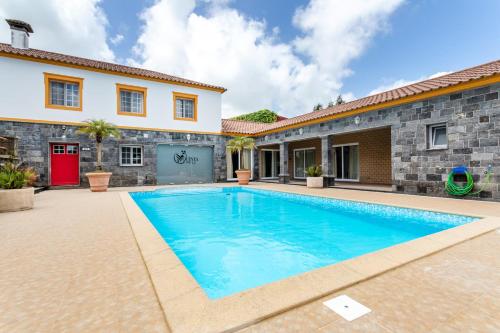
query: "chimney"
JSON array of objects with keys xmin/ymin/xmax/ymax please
[{"xmin": 5, "ymin": 19, "xmax": 34, "ymax": 49}]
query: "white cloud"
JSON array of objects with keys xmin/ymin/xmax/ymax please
[
  {"xmin": 0, "ymin": 0, "xmax": 114, "ymax": 61},
  {"xmin": 110, "ymin": 33, "xmax": 124, "ymax": 45},
  {"xmin": 131, "ymin": 0, "xmax": 404, "ymax": 117},
  {"xmin": 368, "ymin": 71, "xmax": 452, "ymax": 96}
]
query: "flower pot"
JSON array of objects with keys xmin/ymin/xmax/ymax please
[
  {"xmin": 0, "ymin": 187, "xmax": 34, "ymax": 212},
  {"xmin": 235, "ymin": 170, "xmax": 251, "ymax": 185},
  {"xmin": 306, "ymin": 176, "xmax": 324, "ymax": 188},
  {"xmin": 86, "ymin": 172, "xmax": 112, "ymax": 192}
]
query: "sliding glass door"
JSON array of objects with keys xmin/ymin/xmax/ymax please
[
  {"xmin": 294, "ymin": 148, "xmax": 315, "ymax": 179},
  {"xmin": 227, "ymin": 149, "xmax": 253, "ymax": 180},
  {"xmin": 261, "ymin": 150, "xmax": 280, "ymax": 179},
  {"xmin": 333, "ymin": 144, "xmax": 359, "ymax": 181}
]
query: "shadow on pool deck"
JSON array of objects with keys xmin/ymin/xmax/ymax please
[{"xmin": 0, "ymin": 183, "xmax": 498, "ymax": 332}]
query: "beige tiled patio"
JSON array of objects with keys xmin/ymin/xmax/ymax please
[{"xmin": 0, "ymin": 183, "xmax": 499, "ymax": 332}]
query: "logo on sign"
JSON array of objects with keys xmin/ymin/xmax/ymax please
[{"xmin": 174, "ymin": 150, "xmax": 199, "ymax": 165}]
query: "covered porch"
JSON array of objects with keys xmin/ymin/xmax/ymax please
[{"xmin": 256, "ymin": 127, "xmax": 392, "ymax": 190}]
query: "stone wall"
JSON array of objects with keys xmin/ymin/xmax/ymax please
[
  {"xmin": 0, "ymin": 121, "xmax": 227, "ymax": 187},
  {"xmin": 255, "ymin": 83, "xmax": 500, "ymax": 200}
]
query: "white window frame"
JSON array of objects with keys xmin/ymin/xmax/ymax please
[
  {"xmin": 53, "ymin": 145, "xmax": 65, "ymax": 154},
  {"xmin": 332, "ymin": 143, "xmax": 360, "ymax": 182},
  {"xmin": 427, "ymin": 123, "xmax": 448, "ymax": 150},
  {"xmin": 66, "ymin": 145, "xmax": 79, "ymax": 155},
  {"xmin": 260, "ymin": 149, "xmax": 280, "ymax": 179},
  {"xmin": 50, "ymin": 80, "xmax": 80, "ymax": 107},
  {"xmin": 293, "ymin": 147, "xmax": 316, "ymax": 179},
  {"xmin": 176, "ymin": 98, "xmax": 195, "ymax": 119},
  {"xmin": 120, "ymin": 90, "xmax": 144, "ymax": 114},
  {"xmin": 227, "ymin": 149, "xmax": 254, "ymax": 181},
  {"xmin": 120, "ymin": 145, "xmax": 144, "ymax": 167}
]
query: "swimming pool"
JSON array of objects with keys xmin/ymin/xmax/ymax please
[{"xmin": 130, "ymin": 187, "xmax": 476, "ymax": 299}]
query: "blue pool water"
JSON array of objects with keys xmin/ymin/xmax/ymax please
[{"xmin": 131, "ymin": 187, "xmax": 476, "ymax": 299}]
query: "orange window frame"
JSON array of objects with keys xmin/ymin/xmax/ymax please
[
  {"xmin": 116, "ymin": 83, "xmax": 147, "ymax": 117},
  {"xmin": 173, "ymin": 92, "xmax": 198, "ymax": 122},
  {"xmin": 44, "ymin": 73, "xmax": 84, "ymax": 111}
]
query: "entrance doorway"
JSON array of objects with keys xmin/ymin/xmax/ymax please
[
  {"xmin": 261, "ymin": 149, "xmax": 280, "ymax": 179},
  {"xmin": 333, "ymin": 143, "xmax": 359, "ymax": 181},
  {"xmin": 227, "ymin": 149, "xmax": 253, "ymax": 180},
  {"xmin": 50, "ymin": 143, "xmax": 80, "ymax": 186},
  {"xmin": 293, "ymin": 148, "xmax": 316, "ymax": 179}
]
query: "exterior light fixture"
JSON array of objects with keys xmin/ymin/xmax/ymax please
[
  {"xmin": 354, "ymin": 116, "xmax": 361, "ymax": 125},
  {"xmin": 186, "ymin": 134, "xmax": 191, "ymax": 142},
  {"xmin": 298, "ymin": 128, "xmax": 304, "ymax": 135},
  {"xmin": 265, "ymin": 135, "xmax": 269, "ymax": 141}
]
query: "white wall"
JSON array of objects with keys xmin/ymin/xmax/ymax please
[{"xmin": 0, "ymin": 56, "xmax": 222, "ymax": 133}]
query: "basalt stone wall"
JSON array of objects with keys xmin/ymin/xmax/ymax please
[
  {"xmin": 0, "ymin": 121, "xmax": 228, "ymax": 187},
  {"xmin": 255, "ymin": 83, "xmax": 500, "ymax": 201}
]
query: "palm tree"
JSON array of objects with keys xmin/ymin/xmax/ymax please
[
  {"xmin": 226, "ymin": 136, "xmax": 255, "ymax": 171},
  {"xmin": 77, "ymin": 119, "xmax": 120, "ymax": 171}
]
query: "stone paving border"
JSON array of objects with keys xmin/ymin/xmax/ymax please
[{"xmin": 119, "ymin": 184, "xmax": 500, "ymax": 333}]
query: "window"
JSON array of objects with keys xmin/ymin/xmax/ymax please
[
  {"xmin": 120, "ymin": 146, "xmax": 143, "ymax": 166},
  {"xmin": 427, "ymin": 123, "xmax": 447, "ymax": 149},
  {"xmin": 53, "ymin": 145, "xmax": 65, "ymax": 154},
  {"xmin": 116, "ymin": 84, "xmax": 147, "ymax": 117},
  {"xmin": 227, "ymin": 148, "xmax": 253, "ymax": 179},
  {"xmin": 294, "ymin": 148, "xmax": 316, "ymax": 179},
  {"xmin": 44, "ymin": 73, "xmax": 83, "ymax": 111},
  {"xmin": 66, "ymin": 145, "xmax": 79, "ymax": 154},
  {"xmin": 332, "ymin": 143, "xmax": 359, "ymax": 181},
  {"xmin": 261, "ymin": 150, "xmax": 280, "ymax": 179},
  {"xmin": 173, "ymin": 92, "xmax": 198, "ymax": 121}
]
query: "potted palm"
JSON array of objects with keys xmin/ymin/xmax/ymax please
[
  {"xmin": 77, "ymin": 119, "xmax": 120, "ymax": 192},
  {"xmin": 0, "ymin": 162, "xmax": 36, "ymax": 212},
  {"xmin": 306, "ymin": 165, "xmax": 323, "ymax": 188},
  {"xmin": 226, "ymin": 136, "xmax": 255, "ymax": 185}
]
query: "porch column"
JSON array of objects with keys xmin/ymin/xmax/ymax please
[
  {"xmin": 321, "ymin": 136, "xmax": 335, "ymax": 186},
  {"xmin": 279, "ymin": 142, "xmax": 289, "ymax": 184}
]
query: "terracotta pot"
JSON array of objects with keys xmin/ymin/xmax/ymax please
[
  {"xmin": 235, "ymin": 170, "xmax": 251, "ymax": 185},
  {"xmin": 86, "ymin": 172, "xmax": 112, "ymax": 192},
  {"xmin": 306, "ymin": 176, "xmax": 324, "ymax": 188},
  {"xmin": 0, "ymin": 187, "xmax": 34, "ymax": 212}
]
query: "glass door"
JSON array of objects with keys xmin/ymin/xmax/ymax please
[
  {"xmin": 294, "ymin": 148, "xmax": 315, "ymax": 179},
  {"xmin": 261, "ymin": 150, "xmax": 280, "ymax": 179},
  {"xmin": 226, "ymin": 149, "xmax": 253, "ymax": 180},
  {"xmin": 333, "ymin": 144, "xmax": 359, "ymax": 181}
]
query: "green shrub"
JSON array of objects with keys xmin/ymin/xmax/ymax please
[
  {"xmin": 232, "ymin": 109, "xmax": 278, "ymax": 123},
  {"xmin": 0, "ymin": 163, "xmax": 36, "ymax": 189},
  {"xmin": 305, "ymin": 165, "xmax": 322, "ymax": 177}
]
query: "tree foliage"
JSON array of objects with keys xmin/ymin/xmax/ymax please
[
  {"xmin": 336, "ymin": 94, "xmax": 345, "ymax": 105},
  {"xmin": 232, "ymin": 109, "xmax": 278, "ymax": 123},
  {"xmin": 226, "ymin": 137, "xmax": 256, "ymax": 170},
  {"xmin": 77, "ymin": 119, "xmax": 121, "ymax": 171},
  {"xmin": 313, "ymin": 103, "xmax": 323, "ymax": 111}
]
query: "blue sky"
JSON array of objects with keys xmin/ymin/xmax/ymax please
[
  {"xmin": 1, "ymin": 0, "xmax": 498, "ymax": 117},
  {"xmin": 100, "ymin": 0, "xmax": 500, "ymax": 99}
]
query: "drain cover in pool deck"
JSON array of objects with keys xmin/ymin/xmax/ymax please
[{"xmin": 323, "ymin": 295, "xmax": 371, "ymax": 321}]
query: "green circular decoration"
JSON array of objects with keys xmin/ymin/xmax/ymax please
[{"xmin": 445, "ymin": 171, "xmax": 474, "ymax": 196}]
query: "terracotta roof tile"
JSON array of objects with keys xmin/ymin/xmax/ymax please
[
  {"xmin": 222, "ymin": 59, "xmax": 500, "ymax": 135},
  {"xmin": 0, "ymin": 43, "xmax": 226, "ymax": 92}
]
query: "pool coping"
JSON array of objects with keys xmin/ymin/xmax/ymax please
[{"xmin": 119, "ymin": 186, "xmax": 500, "ymax": 333}]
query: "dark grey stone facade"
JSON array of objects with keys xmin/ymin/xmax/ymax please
[
  {"xmin": 0, "ymin": 122, "xmax": 228, "ymax": 187},
  {"xmin": 255, "ymin": 83, "xmax": 500, "ymax": 201},
  {"xmin": 2, "ymin": 83, "xmax": 499, "ymax": 200}
]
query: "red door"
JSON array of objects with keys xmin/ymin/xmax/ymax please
[{"xmin": 50, "ymin": 143, "xmax": 80, "ymax": 186}]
